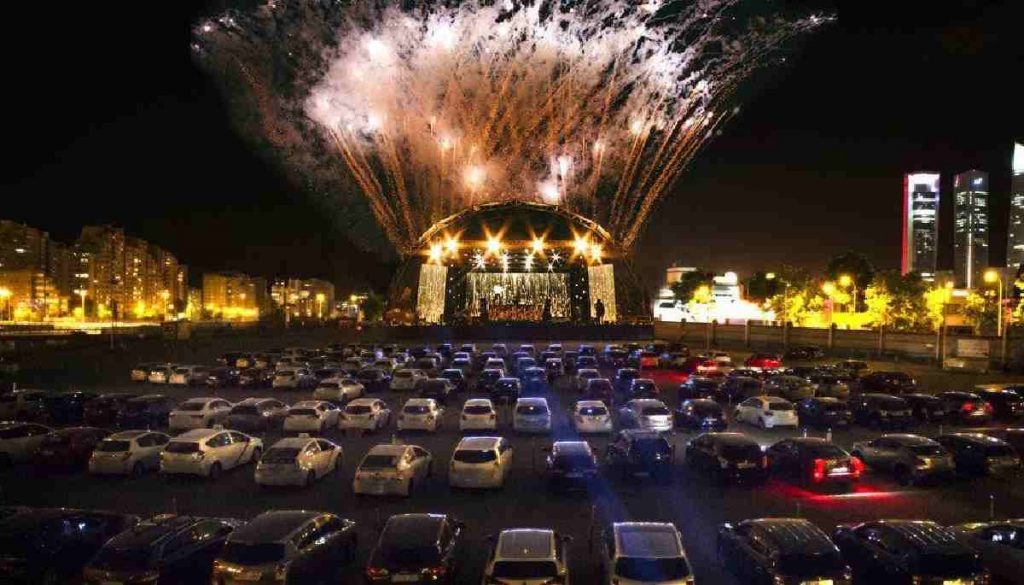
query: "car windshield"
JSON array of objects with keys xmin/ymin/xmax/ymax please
[
  {"xmin": 908, "ymin": 444, "xmax": 946, "ymax": 456},
  {"xmin": 804, "ymin": 444, "xmax": 847, "ymax": 458},
  {"xmin": 986, "ymin": 445, "xmax": 1016, "ymax": 457},
  {"xmin": 879, "ymin": 399, "xmax": 907, "ymax": 410},
  {"xmin": 276, "ymin": 370, "xmax": 295, "ymax": 377},
  {"xmin": 95, "ymin": 440, "xmax": 131, "ymax": 452},
  {"xmin": 219, "ymin": 542, "xmax": 286, "ymax": 565},
  {"xmin": 346, "ymin": 405, "xmax": 372, "ymax": 414},
  {"xmin": 768, "ymin": 402, "xmax": 794, "ymax": 411},
  {"xmin": 165, "ymin": 442, "xmax": 200, "ymax": 454},
  {"xmin": 777, "ymin": 552, "xmax": 846, "ymax": 577},
  {"xmin": 262, "ymin": 448, "xmax": 300, "ymax": 463},
  {"xmin": 422, "ymin": 381, "xmax": 447, "ymax": 391},
  {"xmin": 360, "ymin": 455, "xmax": 398, "ymax": 469},
  {"xmin": 404, "ymin": 405, "xmax": 431, "ymax": 414},
  {"xmin": 614, "ymin": 557, "xmax": 690, "ymax": 581},
  {"xmin": 491, "ymin": 561, "xmax": 559, "ymax": 579},
  {"xmin": 464, "ymin": 405, "xmax": 492, "ymax": 415},
  {"xmin": 395, "ymin": 371, "xmax": 412, "ymax": 378},
  {"xmin": 90, "ymin": 546, "xmax": 156, "ymax": 570},
  {"xmin": 641, "ymin": 406, "xmax": 670, "ymax": 416},
  {"xmin": 453, "ymin": 449, "xmax": 497, "ymax": 463},
  {"xmin": 517, "ymin": 405, "xmax": 548, "ymax": 415},
  {"xmin": 318, "ymin": 382, "xmax": 339, "ymax": 389},
  {"xmin": 0, "ymin": 427, "xmax": 29, "ymax": 439},
  {"xmin": 556, "ymin": 453, "xmax": 596, "ymax": 470},
  {"xmin": 691, "ymin": 403, "xmax": 721, "ymax": 416},
  {"xmin": 821, "ymin": 402, "xmax": 848, "ymax": 412},
  {"xmin": 173, "ymin": 368, "xmax": 190, "ymax": 375},
  {"xmin": 289, "ymin": 408, "xmax": 317, "ymax": 416},
  {"xmin": 231, "ymin": 406, "xmax": 259, "ymax": 416},
  {"xmin": 718, "ymin": 444, "xmax": 762, "ymax": 460},
  {"xmin": 178, "ymin": 402, "xmax": 205, "ymax": 412},
  {"xmin": 580, "ymin": 406, "xmax": 608, "ymax": 416}
]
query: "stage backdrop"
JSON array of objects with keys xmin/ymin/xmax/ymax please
[
  {"xmin": 588, "ymin": 264, "xmax": 617, "ymax": 322},
  {"xmin": 417, "ymin": 264, "xmax": 448, "ymax": 323},
  {"xmin": 466, "ymin": 273, "xmax": 569, "ymax": 319}
]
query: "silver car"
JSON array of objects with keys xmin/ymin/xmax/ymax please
[
  {"xmin": 851, "ymin": 433, "xmax": 955, "ymax": 486},
  {"xmin": 88, "ymin": 430, "xmax": 170, "ymax": 476},
  {"xmin": 226, "ymin": 398, "xmax": 289, "ymax": 431},
  {"xmin": 619, "ymin": 399, "xmax": 673, "ymax": 432},
  {"xmin": 255, "ymin": 436, "xmax": 342, "ymax": 487}
]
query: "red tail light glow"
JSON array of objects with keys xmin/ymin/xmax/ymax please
[
  {"xmin": 961, "ymin": 401, "xmax": 975, "ymax": 412},
  {"xmin": 850, "ymin": 456, "xmax": 865, "ymax": 479},
  {"xmin": 984, "ymin": 402, "xmax": 993, "ymax": 414},
  {"xmin": 812, "ymin": 458, "xmax": 826, "ymax": 483}
]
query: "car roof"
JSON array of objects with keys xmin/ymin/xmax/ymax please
[
  {"xmin": 180, "ymin": 397, "xmax": 220, "ymax": 405},
  {"xmin": 872, "ymin": 520, "xmax": 959, "ymax": 547},
  {"xmin": 404, "ymin": 398, "xmax": 436, "ymax": 406},
  {"xmin": 760, "ymin": 395, "xmax": 791, "ymax": 403},
  {"xmin": 517, "ymin": 397, "xmax": 548, "ymax": 405},
  {"xmin": 879, "ymin": 434, "xmax": 937, "ymax": 446},
  {"xmin": 172, "ymin": 428, "xmax": 224, "ymax": 441},
  {"xmin": 576, "ymin": 400, "xmax": 607, "ymax": 408},
  {"xmin": 464, "ymin": 398, "xmax": 493, "ymax": 406},
  {"xmin": 744, "ymin": 518, "xmax": 834, "ymax": 552},
  {"xmin": 290, "ymin": 401, "xmax": 324, "ymax": 409},
  {"xmin": 348, "ymin": 398, "xmax": 378, "ymax": 406},
  {"xmin": 622, "ymin": 429, "xmax": 666, "ymax": 441},
  {"xmin": 104, "ymin": 514, "xmax": 207, "ymax": 548},
  {"xmin": 269, "ymin": 437, "xmax": 317, "ymax": 449},
  {"xmin": 107, "ymin": 430, "xmax": 150, "ymax": 440},
  {"xmin": 630, "ymin": 399, "xmax": 665, "ymax": 406},
  {"xmin": 366, "ymin": 443, "xmax": 411, "ymax": 456},
  {"xmin": 613, "ymin": 523, "xmax": 682, "ymax": 558},
  {"xmin": 382, "ymin": 513, "xmax": 445, "ymax": 543},
  {"xmin": 708, "ymin": 432, "xmax": 759, "ymax": 446},
  {"xmin": 496, "ymin": 529, "xmax": 555, "ymax": 559},
  {"xmin": 230, "ymin": 510, "xmax": 321, "ymax": 543},
  {"xmin": 942, "ymin": 391, "xmax": 981, "ymax": 399},
  {"xmin": 942, "ymin": 432, "xmax": 1008, "ymax": 445},
  {"xmin": 553, "ymin": 441, "xmax": 592, "ymax": 454},
  {"xmin": 809, "ymin": 396, "xmax": 841, "ymax": 403},
  {"xmin": 456, "ymin": 436, "xmax": 501, "ymax": 450}
]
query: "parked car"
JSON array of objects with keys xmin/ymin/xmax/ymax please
[
  {"xmin": 0, "ymin": 421, "xmax": 53, "ymax": 466},
  {"xmin": 365, "ymin": 513, "xmax": 463, "ymax": 583},
  {"xmin": 513, "ymin": 397, "xmax": 552, "ymax": 433},
  {"xmin": 678, "ymin": 376, "xmax": 721, "ymax": 401},
  {"xmin": 618, "ymin": 398, "xmax": 673, "ymax": 432},
  {"xmin": 388, "ymin": 368, "xmax": 426, "ymax": 392},
  {"xmin": 117, "ymin": 394, "xmax": 175, "ymax": 428},
  {"xmin": 418, "ymin": 378, "xmax": 455, "ymax": 405},
  {"xmin": 476, "ymin": 368, "xmax": 504, "ymax": 393},
  {"xmin": 574, "ymin": 368, "xmax": 601, "ymax": 393},
  {"xmin": 569, "ymin": 400, "xmax": 614, "ymax": 433},
  {"xmin": 974, "ymin": 385, "xmax": 1024, "ymax": 420},
  {"xmin": 437, "ymin": 368, "xmax": 467, "ymax": 394},
  {"xmin": 936, "ymin": 432, "xmax": 1020, "ymax": 477},
  {"xmin": 766, "ymin": 437, "xmax": 864, "ymax": 490},
  {"xmin": 42, "ymin": 391, "xmax": 97, "ymax": 425},
  {"xmin": 583, "ymin": 378, "xmax": 614, "ymax": 405},
  {"xmin": 685, "ymin": 431, "xmax": 766, "ymax": 484},
  {"xmin": 147, "ymin": 365, "xmax": 175, "ymax": 385},
  {"xmin": 719, "ymin": 518, "xmax": 851, "ymax": 585},
  {"xmin": 282, "ymin": 400, "xmax": 341, "ymax": 433},
  {"xmin": 0, "ymin": 389, "xmax": 51, "ymax": 421},
  {"xmin": 130, "ymin": 362, "xmax": 159, "ymax": 383},
  {"xmin": 764, "ymin": 375, "xmax": 815, "ymax": 402},
  {"xmin": 205, "ymin": 366, "xmax": 241, "ymax": 388},
  {"xmin": 88, "ymin": 430, "xmax": 170, "ymax": 476},
  {"xmin": 313, "ymin": 377, "xmax": 364, "ymax": 404},
  {"xmin": 627, "ymin": 378, "xmax": 660, "ymax": 400},
  {"xmin": 83, "ymin": 514, "xmax": 242, "ymax": 585},
  {"xmin": 604, "ymin": 429, "xmax": 674, "ymax": 480},
  {"xmin": 809, "ymin": 374, "xmax": 851, "ymax": 399},
  {"xmin": 674, "ymin": 398, "xmax": 727, "ymax": 431},
  {"xmin": 255, "ymin": 435, "xmax": 342, "ymax": 487},
  {"xmin": 834, "ymin": 359, "xmax": 870, "ymax": 377},
  {"xmin": 784, "ymin": 345, "xmax": 825, "ymax": 360},
  {"xmin": 168, "ymin": 397, "xmax": 233, "ymax": 431},
  {"xmin": 939, "ymin": 391, "xmax": 995, "ymax": 425},
  {"xmin": 795, "ymin": 397, "xmax": 853, "ymax": 429},
  {"xmin": 717, "ymin": 376, "xmax": 763, "ymax": 403},
  {"xmin": 271, "ymin": 368, "xmax": 316, "ymax": 390},
  {"xmin": 902, "ymin": 392, "xmax": 949, "ymax": 422},
  {"xmin": 34, "ymin": 426, "xmax": 110, "ymax": 469},
  {"xmin": 398, "ymin": 398, "xmax": 444, "ymax": 432},
  {"xmin": 613, "ymin": 368, "xmax": 641, "ymax": 398},
  {"xmin": 545, "ymin": 440, "xmax": 598, "ymax": 491},
  {"xmin": 459, "ymin": 398, "xmax": 497, "ymax": 432},
  {"xmin": 483, "ymin": 528, "xmax": 571, "ymax": 584},
  {"xmin": 602, "ymin": 522, "xmax": 694, "ymax": 584},
  {"xmin": 744, "ymin": 353, "xmax": 782, "ymax": 369},
  {"xmin": 449, "ymin": 436, "xmax": 513, "ymax": 489},
  {"xmin": 832, "ymin": 520, "xmax": 986, "ymax": 584},
  {"xmin": 226, "ymin": 397, "xmax": 289, "ymax": 431},
  {"xmin": 353, "ymin": 443, "xmax": 432, "ymax": 496},
  {"xmin": 491, "ymin": 378, "xmax": 523, "ymax": 404},
  {"xmin": 858, "ymin": 371, "xmax": 918, "ymax": 395},
  {"xmin": 848, "ymin": 393, "xmax": 914, "ymax": 429},
  {"xmin": 238, "ymin": 367, "xmax": 274, "ymax": 388},
  {"xmin": 949, "ymin": 519, "xmax": 1024, "ymax": 584},
  {"xmin": 576, "ymin": 355, "xmax": 599, "ymax": 370},
  {"xmin": 733, "ymin": 396, "xmax": 799, "ymax": 429},
  {"xmin": 521, "ymin": 366, "xmax": 549, "ymax": 393},
  {"xmin": 0, "ymin": 508, "xmax": 139, "ymax": 584},
  {"xmin": 83, "ymin": 393, "xmax": 138, "ymax": 427},
  {"xmin": 851, "ymin": 433, "xmax": 955, "ymax": 486},
  {"xmin": 169, "ymin": 365, "xmax": 210, "ymax": 386},
  {"xmin": 544, "ymin": 358, "xmax": 564, "ymax": 381},
  {"xmin": 160, "ymin": 428, "xmax": 262, "ymax": 479},
  {"xmin": 211, "ymin": 510, "xmax": 357, "ymax": 584},
  {"xmin": 339, "ymin": 398, "xmax": 392, "ymax": 433}
]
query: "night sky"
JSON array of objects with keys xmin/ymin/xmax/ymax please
[{"xmin": 3, "ymin": 0, "xmax": 1021, "ymax": 293}]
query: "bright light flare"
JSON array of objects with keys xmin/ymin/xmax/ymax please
[
  {"xmin": 590, "ymin": 244, "xmax": 603, "ymax": 262},
  {"xmin": 573, "ymin": 234, "xmax": 590, "ymax": 256},
  {"xmin": 428, "ymin": 243, "xmax": 443, "ymax": 262},
  {"xmin": 444, "ymin": 237, "xmax": 459, "ymax": 255},
  {"xmin": 531, "ymin": 238, "xmax": 545, "ymax": 254},
  {"xmin": 486, "ymin": 236, "xmax": 502, "ymax": 256},
  {"xmin": 365, "ymin": 38, "xmax": 389, "ymax": 61},
  {"xmin": 539, "ymin": 180, "xmax": 560, "ymax": 204},
  {"xmin": 465, "ymin": 165, "xmax": 486, "ymax": 190}
]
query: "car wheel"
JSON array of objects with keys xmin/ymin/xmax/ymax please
[
  {"xmin": 131, "ymin": 461, "xmax": 145, "ymax": 478},
  {"xmin": 305, "ymin": 470, "xmax": 316, "ymax": 487},
  {"xmin": 208, "ymin": 462, "xmax": 222, "ymax": 480}
]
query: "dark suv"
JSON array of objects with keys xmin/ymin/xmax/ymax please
[
  {"xmin": 717, "ymin": 376, "xmax": 763, "ymax": 403},
  {"xmin": 685, "ymin": 432, "xmax": 766, "ymax": 484},
  {"xmin": 848, "ymin": 393, "xmax": 913, "ymax": 429},
  {"xmin": 42, "ymin": 391, "xmax": 98, "ymax": 425},
  {"xmin": 417, "ymin": 379, "xmax": 454, "ymax": 405},
  {"xmin": 490, "ymin": 378, "xmax": 522, "ymax": 404},
  {"xmin": 546, "ymin": 440, "xmax": 599, "ymax": 491},
  {"xmin": 902, "ymin": 393, "xmax": 948, "ymax": 422},
  {"xmin": 677, "ymin": 376, "xmax": 720, "ymax": 401},
  {"xmin": 974, "ymin": 386, "xmax": 1024, "ymax": 420},
  {"xmin": 604, "ymin": 430, "xmax": 674, "ymax": 481},
  {"xmin": 938, "ymin": 391, "xmax": 994, "ymax": 425},
  {"xmin": 357, "ymin": 368, "xmax": 392, "ymax": 393},
  {"xmin": 83, "ymin": 515, "xmax": 242, "ymax": 585},
  {"xmin": 366, "ymin": 513, "xmax": 464, "ymax": 583},
  {"xmin": 936, "ymin": 432, "xmax": 1020, "ymax": 477},
  {"xmin": 83, "ymin": 393, "xmax": 138, "ymax": 427},
  {"xmin": 674, "ymin": 399, "xmax": 727, "ymax": 431},
  {"xmin": 832, "ymin": 520, "xmax": 986, "ymax": 584},
  {"xmin": 795, "ymin": 397, "xmax": 852, "ymax": 429},
  {"xmin": 117, "ymin": 395, "xmax": 175, "ymax": 428},
  {"xmin": 766, "ymin": 437, "xmax": 864, "ymax": 490},
  {"xmin": 858, "ymin": 371, "xmax": 917, "ymax": 395},
  {"xmin": 718, "ymin": 518, "xmax": 851, "ymax": 585}
]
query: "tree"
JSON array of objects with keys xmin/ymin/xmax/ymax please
[
  {"xmin": 923, "ymin": 285, "xmax": 953, "ymax": 329},
  {"xmin": 863, "ymin": 271, "xmax": 929, "ymax": 331},
  {"xmin": 670, "ymin": 269, "xmax": 714, "ymax": 304},
  {"xmin": 744, "ymin": 271, "xmax": 778, "ymax": 303},
  {"xmin": 963, "ymin": 291, "xmax": 997, "ymax": 333},
  {"xmin": 359, "ymin": 292, "xmax": 385, "ymax": 322},
  {"xmin": 825, "ymin": 252, "xmax": 875, "ymax": 291}
]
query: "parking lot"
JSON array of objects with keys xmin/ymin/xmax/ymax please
[{"xmin": 2, "ymin": 341, "xmax": 1023, "ymax": 583}]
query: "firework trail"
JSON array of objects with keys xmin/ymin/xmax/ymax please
[{"xmin": 194, "ymin": 1, "xmax": 829, "ymax": 253}]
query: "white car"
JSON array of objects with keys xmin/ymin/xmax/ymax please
[
  {"xmin": 312, "ymin": 377, "xmax": 364, "ymax": 404},
  {"xmin": 734, "ymin": 396, "xmax": 799, "ymax": 429},
  {"xmin": 390, "ymin": 368, "xmax": 428, "ymax": 391},
  {"xmin": 282, "ymin": 400, "xmax": 341, "ymax": 433},
  {"xmin": 254, "ymin": 435, "xmax": 342, "ymax": 487},
  {"xmin": 449, "ymin": 436, "xmax": 513, "ymax": 489},
  {"xmin": 339, "ymin": 398, "xmax": 392, "ymax": 432},
  {"xmin": 272, "ymin": 368, "xmax": 315, "ymax": 389},
  {"xmin": 0, "ymin": 422, "xmax": 53, "ymax": 466},
  {"xmin": 575, "ymin": 368, "xmax": 601, "ymax": 392},
  {"xmin": 352, "ymin": 443, "xmax": 433, "ymax": 496},
  {"xmin": 88, "ymin": 430, "xmax": 170, "ymax": 476},
  {"xmin": 513, "ymin": 398, "xmax": 552, "ymax": 434},
  {"xmin": 168, "ymin": 397, "xmax": 233, "ymax": 431},
  {"xmin": 483, "ymin": 528, "xmax": 571, "ymax": 585},
  {"xmin": 484, "ymin": 358, "xmax": 507, "ymax": 371},
  {"xmin": 619, "ymin": 399, "xmax": 673, "ymax": 432},
  {"xmin": 603, "ymin": 522, "xmax": 693, "ymax": 585},
  {"xmin": 397, "ymin": 398, "xmax": 444, "ymax": 432},
  {"xmin": 130, "ymin": 363, "xmax": 159, "ymax": 383},
  {"xmin": 570, "ymin": 400, "xmax": 613, "ymax": 433},
  {"xmin": 147, "ymin": 364, "xmax": 175, "ymax": 385},
  {"xmin": 168, "ymin": 365, "xmax": 209, "ymax": 386},
  {"xmin": 160, "ymin": 428, "xmax": 262, "ymax": 479},
  {"xmin": 460, "ymin": 399, "xmax": 498, "ymax": 431}
]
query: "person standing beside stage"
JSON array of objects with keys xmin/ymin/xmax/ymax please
[{"xmin": 594, "ymin": 299, "xmax": 605, "ymax": 324}]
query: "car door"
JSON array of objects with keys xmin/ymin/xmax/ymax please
[
  {"xmin": 411, "ymin": 446, "xmax": 431, "ymax": 480},
  {"xmin": 158, "ymin": 523, "xmax": 210, "ymax": 581},
  {"xmin": 497, "ymin": 439, "xmax": 513, "ymax": 478},
  {"xmin": 767, "ymin": 441, "xmax": 794, "ymax": 477},
  {"xmin": 217, "ymin": 432, "xmax": 244, "ymax": 468},
  {"xmin": 316, "ymin": 440, "xmax": 338, "ymax": 473},
  {"xmin": 869, "ymin": 438, "xmax": 899, "ymax": 469},
  {"xmin": 144, "ymin": 433, "xmax": 170, "ymax": 468}
]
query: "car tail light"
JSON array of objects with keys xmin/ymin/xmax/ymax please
[
  {"xmin": 962, "ymin": 401, "xmax": 975, "ymax": 413},
  {"xmin": 812, "ymin": 458, "xmax": 826, "ymax": 483},
  {"xmin": 850, "ymin": 456, "xmax": 865, "ymax": 479},
  {"xmin": 365, "ymin": 566, "xmax": 389, "ymax": 580},
  {"xmin": 427, "ymin": 565, "xmax": 447, "ymax": 577},
  {"xmin": 984, "ymin": 402, "xmax": 993, "ymax": 414}
]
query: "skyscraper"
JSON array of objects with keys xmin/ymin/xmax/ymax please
[
  {"xmin": 953, "ymin": 170, "xmax": 990, "ymax": 289},
  {"xmin": 1008, "ymin": 142, "xmax": 1024, "ymax": 269},
  {"xmin": 901, "ymin": 172, "xmax": 940, "ymax": 280}
]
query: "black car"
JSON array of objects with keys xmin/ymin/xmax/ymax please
[
  {"xmin": 975, "ymin": 386, "xmax": 1024, "ymax": 420},
  {"xmin": 475, "ymin": 369, "xmax": 504, "ymax": 393},
  {"xmin": 35, "ymin": 427, "xmax": 111, "ymax": 469},
  {"xmin": 546, "ymin": 440, "xmax": 599, "ymax": 491},
  {"xmin": 902, "ymin": 392, "xmax": 948, "ymax": 422},
  {"xmin": 83, "ymin": 393, "xmax": 139, "ymax": 427},
  {"xmin": 366, "ymin": 513, "xmax": 464, "ymax": 584},
  {"xmin": 418, "ymin": 378, "xmax": 454, "ymax": 405},
  {"xmin": 938, "ymin": 391, "xmax": 994, "ymax": 425},
  {"xmin": 613, "ymin": 368, "xmax": 641, "ymax": 398},
  {"xmin": 83, "ymin": 514, "xmax": 242, "ymax": 585},
  {"xmin": 604, "ymin": 348, "xmax": 630, "ymax": 368},
  {"xmin": 685, "ymin": 432, "xmax": 766, "ymax": 484},
  {"xmin": 848, "ymin": 393, "xmax": 914, "ymax": 429},
  {"xmin": 238, "ymin": 367, "xmax": 273, "ymax": 388},
  {"xmin": 783, "ymin": 346, "xmax": 825, "ymax": 361},
  {"xmin": 357, "ymin": 368, "xmax": 392, "ymax": 393},
  {"xmin": 438, "ymin": 369, "xmax": 467, "ymax": 394},
  {"xmin": 117, "ymin": 395, "xmax": 175, "ymax": 428},
  {"xmin": 716, "ymin": 375, "xmax": 763, "ymax": 403},
  {"xmin": 627, "ymin": 379, "xmax": 659, "ymax": 400},
  {"xmin": 832, "ymin": 520, "xmax": 986, "ymax": 584},
  {"xmin": 795, "ymin": 397, "xmax": 853, "ymax": 429},
  {"xmin": 678, "ymin": 376, "xmax": 720, "ymax": 401},
  {"xmin": 42, "ymin": 391, "xmax": 97, "ymax": 424},
  {"xmin": 604, "ymin": 429, "xmax": 674, "ymax": 481},
  {"xmin": 583, "ymin": 378, "xmax": 614, "ymax": 405},
  {"xmin": 0, "ymin": 508, "xmax": 140, "ymax": 584},
  {"xmin": 674, "ymin": 399, "xmax": 727, "ymax": 431},
  {"xmin": 936, "ymin": 432, "xmax": 1020, "ymax": 477},
  {"xmin": 718, "ymin": 518, "xmax": 851, "ymax": 585},
  {"xmin": 521, "ymin": 367, "xmax": 549, "ymax": 394},
  {"xmin": 490, "ymin": 378, "xmax": 522, "ymax": 404},
  {"xmin": 205, "ymin": 367, "xmax": 240, "ymax": 388},
  {"xmin": 766, "ymin": 437, "xmax": 864, "ymax": 489},
  {"xmin": 562, "ymin": 351, "xmax": 579, "ymax": 374},
  {"xmin": 858, "ymin": 371, "xmax": 917, "ymax": 395}
]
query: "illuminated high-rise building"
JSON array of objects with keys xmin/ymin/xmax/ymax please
[
  {"xmin": 1008, "ymin": 143, "xmax": 1024, "ymax": 268},
  {"xmin": 953, "ymin": 170, "xmax": 990, "ymax": 289},
  {"xmin": 901, "ymin": 172, "xmax": 940, "ymax": 280}
]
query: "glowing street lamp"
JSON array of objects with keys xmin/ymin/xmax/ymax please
[
  {"xmin": 315, "ymin": 292, "xmax": 327, "ymax": 319},
  {"xmin": 573, "ymin": 234, "xmax": 590, "ymax": 256},
  {"xmin": 984, "ymin": 269, "xmax": 1004, "ymax": 336},
  {"xmin": 821, "ymin": 281, "xmax": 836, "ymax": 296},
  {"xmin": 590, "ymin": 244, "xmax": 603, "ymax": 263},
  {"xmin": 838, "ymin": 274, "xmax": 852, "ymax": 287}
]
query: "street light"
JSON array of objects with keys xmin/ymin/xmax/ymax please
[
  {"xmin": 984, "ymin": 269, "xmax": 1003, "ymax": 336},
  {"xmin": 838, "ymin": 274, "xmax": 857, "ymax": 312},
  {"xmin": 315, "ymin": 293, "xmax": 326, "ymax": 320}
]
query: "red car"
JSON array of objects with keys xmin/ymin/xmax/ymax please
[
  {"xmin": 745, "ymin": 353, "xmax": 781, "ymax": 369},
  {"xmin": 34, "ymin": 427, "xmax": 110, "ymax": 468}
]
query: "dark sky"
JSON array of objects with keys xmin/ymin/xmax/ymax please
[{"xmin": 2, "ymin": 0, "xmax": 1021, "ymax": 294}]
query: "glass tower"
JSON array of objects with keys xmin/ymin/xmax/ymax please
[
  {"xmin": 1008, "ymin": 143, "xmax": 1024, "ymax": 269},
  {"xmin": 901, "ymin": 173, "xmax": 940, "ymax": 280},
  {"xmin": 953, "ymin": 170, "xmax": 989, "ymax": 289}
]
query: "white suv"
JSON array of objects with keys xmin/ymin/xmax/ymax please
[
  {"xmin": 484, "ymin": 528, "xmax": 571, "ymax": 584},
  {"xmin": 282, "ymin": 401, "xmax": 341, "ymax": 433},
  {"xmin": 160, "ymin": 428, "xmax": 262, "ymax": 479},
  {"xmin": 460, "ymin": 399, "xmax": 497, "ymax": 431},
  {"xmin": 619, "ymin": 399, "xmax": 673, "ymax": 432},
  {"xmin": 0, "ymin": 422, "xmax": 52, "ymax": 466},
  {"xmin": 570, "ymin": 400, "xmax": 613, "ymax": 433},
  {"xmin": 88, "ymin": 430, "xmax": 170, "ymax": 476},
  {"xmin": 168, "ymin": 365, "xmax": 209, "ymax": 386},
  {"xmin": 397, "ymin": 398, "xmax": 444, "ymax": 432},
  {"xmin": 734, "ymin": 396, "xmax": 799, "ymax": 429},
  {"xmin": 449, "ymin": 436, "xmax": 513, "ymax": 489},
  {"xmin": 168, "ymin": 397, "xmax": 233, "ymax": 431},
  {"xmin": 602, "ymin": 522, "xmax": 694, "ymax": 585}
]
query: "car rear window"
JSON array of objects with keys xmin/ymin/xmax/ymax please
[
  {"xmin": 492, "ymin": 561, "xmax": 558, "ymax": 579},
  {"xmin": 360, "ymin": 455, "xmax": 398, "ymax": 469},
  {"xmin": 580, "ymin": 406, "xmax": 608, "ymax": 416},
  {"xmin": 165, "ymin": 442, "xmax": 200, "ymax": 454},
  {"xmin": 346, "ymin": 405, "xmax": 371, "ymax": 415},
  {"xmin": 768, "ymin": 402, "xmax": 794, "ymax": 411},
  {"xmin": 641, "ymin": 406, "xmax": 670, "ymax": 416},
  {"xmin": 395, "ymin": 371, "xmax": 412, "ymax": 378},
  {"xmin": 464, "ymin": 405, "xmax": 493, "ymax": 415},
  {"xmin": 231, "ymin": 406, "xmax": 259, "ymax": 416},
  {"xmin": 404, "ymin": 405, "xmax": 430, "ymax": 414},
  {"xmin": 219, "ymin": 542, "xmax": 286, "ymax": 564},
  {"xmin": 95, "ymin": 440, "xmax": 131, "ymax": 452},
  {"xmin": 289, "ymin": 408, "xmax": 316, "ymax": 416},
  {"xmin": 178, "ymin": 402, "xmax": 205, "ymax": 412},
  {"xmin": 517, "ymin": 404, "xmax": 548, "ymax": 415},
  {"xmin": 453, "ymin": 449, "xmax": 497, "ymax": 463},
  {"xmin": 879, "ymin": 398, "xmax": 908, "ymax": 410},
  {"xmin": 634, "ymin": 439, "xmax": 671, "ymax": 455},
  {"xmin": 718, "ymin": 444, "xmax": 762, "ymax": 460},
  {"xmin": 615, "ymin": 557, "xmax": 690, "ymax": 581},
  {"xmin": 804, "ymin": 443, "xmax": 846, "ymax": 458},
  {"xmin": 262, "ymin": 448, "xmax": 300, "ymax": 463}
]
